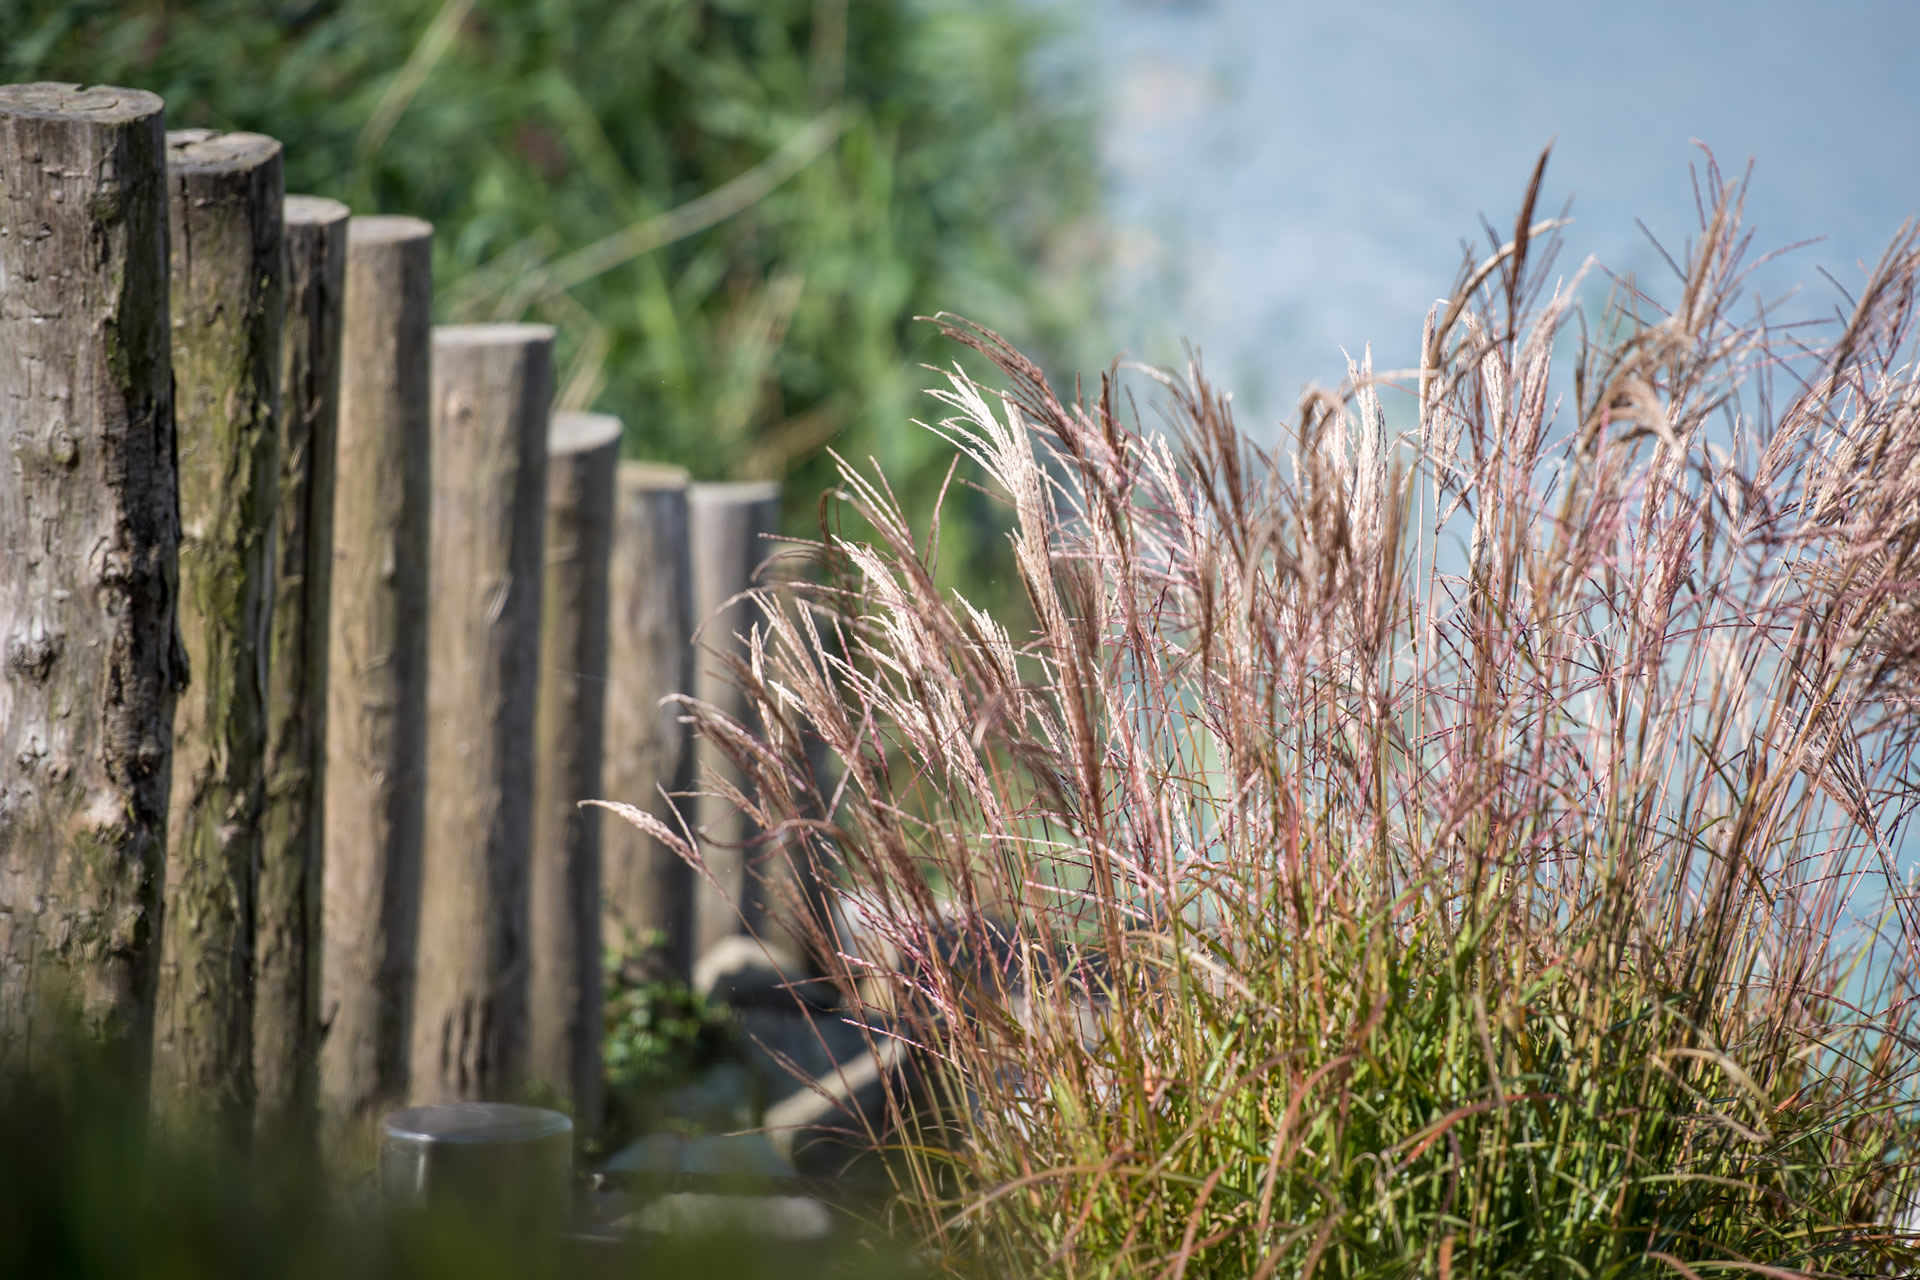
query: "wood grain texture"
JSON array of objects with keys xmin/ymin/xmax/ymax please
[
  {"xmin": 603, "ymin": 463, "xmax": 696, "ymax": 985},
  {"xmin": 153, "ymin": 128, "xmax": 284, "ymax": 1140},
  {"xmin": 688, "ymin": 482, "xmax": 780, "ymax": 956},
  {"xmin": 320, "ymin": 216, "xmax": 432, "ymax": 1132},
  {"xmin": 0, "ymin": 83, "xmax": 180, "ymax": 1076},
  {"xmin": 529, "ymin": 411, "xmax": 619, "ymax": 1125},
  {"xmin": 255, "ymin": 193, "xmax": 347, "ymax": 1144},
  {"xmin": 411, "ymin": 324, "xmax": 552, "ymax": 1104}
]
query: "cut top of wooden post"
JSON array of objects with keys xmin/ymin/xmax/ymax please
[
  {"xmin": 286, "ymin": 194, "xmax": 350, "ymax": 229},
  {"xmin": 690, "ymin": 479, "xmax": 783, "ymax": 507},
  {"xmin": 549, "ymin": 410, "xmax": 622, "ymax": 458},
  {"xmin": 0, "ymin": 81, "xmax": 163, "ymax": 122},
  {"xmin": 434, "ymin": 323, "xmax": 556, "ymax": 349},
  {"xmin": 620, "ymin": 461, "xmax": 691, "ymax": 493},
  {"xmin": 348, "ymin": 214, "xmax": 432, "ymax": 247},
  {"xmin": 166, "ymin": 127, "xmax": 280, "ymax": 174}
]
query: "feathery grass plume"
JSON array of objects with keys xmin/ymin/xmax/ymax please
[{"xmin": 646, "ymin": 153, "xmax": 1920, "ymax": 1277}]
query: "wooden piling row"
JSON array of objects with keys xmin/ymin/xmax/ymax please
[
  {"xmin": 604, "ymin": 464, "xmax": 697, "ymax": 986},
  {"xmin": 152, "ymin": 128, "xmax": 285, "ymax": 1140},
  {"xmin": 531, "ymin": 411, "xmax": 622, "ymax": 1124},
  {"xmin": 256, "ymin": 193, "xmax": 348, "ymax": 1145},
  {"xmin": 412, "ymin": 324, "xmax": 553, "ymax": 1105},
  {"xmin": 321, "ymin": 214, "xmax": 434, "ymax": 1133},
  {"xmin": 0, "ymin": 79, "xmax": 812, "ymax": 1139},
  {"xmin": 0, "ymin": 84, "xmax": 180, "ymax": 1077},
  {"xmin": 688, "ymin": 482, "xmax": 781, "ymax": 953}
]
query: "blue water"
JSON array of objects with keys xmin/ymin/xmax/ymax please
[
  {"xmin": 1082, "ymin": 0, "xmax": 1920, "ymax": 433},
  {"xmin": 1064, "ymin": 0, "xmax": 1920, "ymax": 903}
]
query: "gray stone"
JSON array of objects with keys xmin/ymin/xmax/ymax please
[
  {"xmin": 623, "ymin": 1192, "xmax": 834, "ymax": 1240},
  {"xmin": 656, "ymin": 1061, "xmax": 757, "ymax": 1132},
  {"xmin": 601, "ymin": 1130, "xmax": 796, "ymax": 1180}
]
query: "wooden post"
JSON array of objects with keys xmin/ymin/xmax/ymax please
[
  {"xmin": 321, "ymin": 216, "xmax": 433, "ymax": 1134},
  {"xmin": 602, "ymin": 463, "xmax": 696, "ymax": 985},
  {"xmin": 0, "ymin": 84, "xmax": 179, "ymax": 1074},
  {"xmin": 254, "ymin": 194, "xmax": 348, "ymax": 1146},
  {"xmin": 529, "ymin": 411, "xmax": 620, "ymax": 1126},
  {"xmin": 688, "ymin": 482, "xmax": 780, "ymax": 955},
  {"xmin": 152, "ymin": 129, "xmax": 285, "ymax": 1138},
  {"xmin": 411, "ymin": 324, "xmax": 553, "ymax": 1104}
]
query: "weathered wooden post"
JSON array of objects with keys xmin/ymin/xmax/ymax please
[
  {"xmin": 321, "ymin": 215, "xmax": 433, "ymax": 1133},
  {"xmin": 0, "ymin": 84, "xmax": 179, "ymax": 1074},
  {"xmin": 602, "ymin": 463, "xmax": 696, "ymax": 985},
  {"xmin": 529, "ymin": 411, "xmax": 619, "ymax": 1126},
  {"xmin": 688, "ymin": 482, "xmax": 779, "ymax": 954},
  {"xmin": 254, "ymin": 194, "xmax": 348, "ymax": 1146},
  {"xmin": 152, "ymin": 129, "xmax": 285, "ymax": 1138},
  {"xmin": 411, "ymin": 324, "xmax": 553, "ymax": 1104}
]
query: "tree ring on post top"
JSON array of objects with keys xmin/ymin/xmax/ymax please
[
  {"xmin": 285, "ymin": 194, "xmax": 350, "ymax": 227},
  {"xmin": 166, "ymin": 128, "xmax": 281, "ymax": 172},
  {"xmin": 433, "ymin": 322, "xmax": 558, "ymax": 349},
  {"xmin": 691, "ymin": 480, "xmax": 783, "ymax": 505},
  {"xmin": 549, "ymin": 410, "xmax": 622, "ymax": 457},
  {"xmin": 0, "ymin": 82, "xmax": 165, "ymax": 122},
  {"xmin": 347, "ymin": 215, "xmax": 433, "ymax": 246},
  {"xmin": 619, "ymin": 461, "xmax": 690, "ymax": 492}
]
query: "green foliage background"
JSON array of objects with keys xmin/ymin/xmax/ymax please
[{"xmin": 4, "ymin": 0, "xmax": 1100, "ymax": 587}]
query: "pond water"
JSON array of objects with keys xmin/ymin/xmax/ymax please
[
  {"xmin": 1063, "ymin": 0, "xmax": 1920, "ymax": 895},
  {"xmin": 1078, "ymin": 0, "xmax": 1920, "ymax": 433}
]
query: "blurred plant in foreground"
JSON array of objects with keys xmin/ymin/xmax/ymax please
[
  {"xmin": 0, "ymin": 1015, "xmax": 928, "ymax": 1278},
  {"xmin": 645, "ymin": 153, "xmax": 1920, "ymax": 1276}
]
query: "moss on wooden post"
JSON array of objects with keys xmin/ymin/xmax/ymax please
[
  {"xmin": 152, "ymin": 129, "xmax": 285, "ymax": 1140},
  {"xmin": 529, "ymin": 411, "xmax": 620, "ymax": 1127},
  {"xmin": 0, "ymin": 83, "xmax": 180, "ymax": 1077},
  {"xmin": 255, "ymin": 194, "xmax": 347, "ymax": 1146},
  {"xmin": 411, "ymin": 324, "xmax": 552, "ymax": 1104},
  {"xmin": 320, "ymin": 216, "xmax": 433, "ymax": 1135},
  {"xmin": 603, "ymin": 463, "xmax": 696, "ymax": 986}
]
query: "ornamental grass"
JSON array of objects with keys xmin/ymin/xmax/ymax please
[{"xmin": 639, "ymin": 153, "xmax": 1920, "ymax": 1278}]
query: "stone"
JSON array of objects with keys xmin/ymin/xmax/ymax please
[
  {"xmin": 601, "ymin": 1130, "xmax": 795, "ymax": 1181},
  {"xmin": 655, "ymin": 1061, "xmax": 756, "ymax": 1133},
  {"xmin": 623, "ymin": 1192, "xmax": 833, "ymax": 1240}
]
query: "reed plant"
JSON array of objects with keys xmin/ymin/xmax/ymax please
[{"xmin": 637, "ymin": 156, "xmax": 1920, "ymax": 1277}]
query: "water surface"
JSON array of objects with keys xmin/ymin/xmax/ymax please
[{"xmin": 1086, "ymin": 0, "xmax": 1920, "ymax": 430}]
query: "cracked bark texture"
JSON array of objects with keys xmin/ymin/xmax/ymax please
[
  {"xmin": 152, "ymin": 128, "xmax": 284, "ymax": 1141},
  {"xmin": 320, "ymin": 216, "xmax": 432, "ymax": 1134},
  {"xmin": 602, "ymin": 462, "xmax": 695, "ymax": 986},
  {"xmin": 529, "ymin": 410, "xmax": 618, "ymax": 1127},
  {"xmin": 255, "ymin": 194, "xmax": 346, "ymax": 1146},
  {"xmin": 410, "ymin": 324, "xmax": 551, "ymax": 1104},
  {"xmin": 0, "ymin": 84, "xmax": 180, "ymax": 1078}
]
